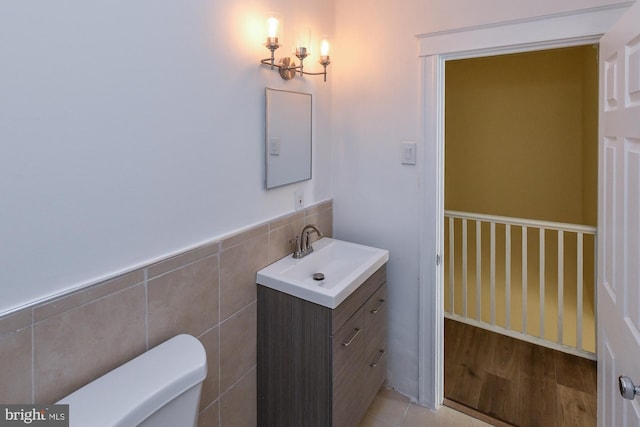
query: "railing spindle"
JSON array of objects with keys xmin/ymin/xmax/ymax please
[
  {"xmin": 539, "ymin": 228, "xmax": 545, "ymax": 339},
  {"xmin": 449, "ymin": 217, "xmax": 455, "ymax": 314},
  {"xmin": 506, "ymin": 224, "xmax": 511, "ymax": 330},
  {"xmin": 476, "ymin": 221, "xmax": 482, "ymax": 322},
  {"xmin": 462, "ymin": 219, "xmax": 468, "ymax": 318},
  {"xmin": 577, "ymin": 232, "xmax": 584, "ymax": 352},
  {"xmin": 594, "ymin": 235, "xmax": 597, "ymax": 342},
  {"xmin": 490, "ymin": 222, "xmax": 496, "ymax": 326},
  {"xmin": 558, "ymin": 231, "xmax": 564, "ymax": 345},
  {"xmin": 522, "ymin": 226, "xmax": 528, "ymax": 335}
]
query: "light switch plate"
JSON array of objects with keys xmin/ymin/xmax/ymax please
[
  {"xmin": 402, "ymin": 141, "xmax": 417, "ymax": 165},
  {"xmin": 269, "ymin": 137, "xmax": 281, "ymax": 156}
]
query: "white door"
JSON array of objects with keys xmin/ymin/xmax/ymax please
[{"xmin": 598, "ymin": 1, "xmax": 640, "ymax": 426}]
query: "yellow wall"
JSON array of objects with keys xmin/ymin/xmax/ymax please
[
  {"xmin": 581, "ymin": 46, "xmax": 599, "ymax": 226},
  {"xmin": 445, "ymin": 46, "xmax": 598, "ymax": 226}
]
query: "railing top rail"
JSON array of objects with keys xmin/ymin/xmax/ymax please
[{"xmin": 445, "ymin": 210, "xmax": 597, "ymax": 234}]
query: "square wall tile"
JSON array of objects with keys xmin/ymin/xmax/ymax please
[
  {"xmin": 33, "ymin": 285, "xmax": 147, "ymax": 403},
  {"xmin": 268, "ymin": 217, "xmax": 305, "ymax": 263},
  {"xmin": 148, "ymin": 255, "xmax": 219, "ymax": 348},
  {"xmin": 305, "ymin": 206, "xmax": 333, "ymax": 239},
  {"xmin": 219, "ymin": 302, "xmax": 256, "ymax": 393},
  {"xmin": 34, "ymin": 269, "xmax": 144, "ymax": 323},
  {"xmin": 198, "ymin": 400, "xmax": 219, "ymax": 427},
  {"xmin": 199, "ymin": 327, "xmax": 220, "ymax": 411},
  {"xmin": 220, "ymin": 368, "xmax": 256, "ymax": 427},
  {"xmin": 0, "ymin": 307, "xmax": 32, "ymax": 335},
  {"xmin": 304, "ymin": 200, "xmax": 333, "ymax": 217},
  {"xmin": 148, "ymin": 243, "xmax": 219, "ymax": 279},
  {"xmin": 220, "ymin": 224, "xmax": 269, "ymax": 252},
  {"xmin": 0, "ymin": 327, "xmax": 32, "ymax": 403},
  {"xmin": 268, "ymin": 211, "xmax": 304, "ymax": 231},
  {"xmin": 219, "ymin": 234, "xmax": 268, "ymax": 321}
]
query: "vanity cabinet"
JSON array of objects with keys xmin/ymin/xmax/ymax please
[{"xmin": 257, "ymin": 264, "xmax": 387, "ymax": 427}]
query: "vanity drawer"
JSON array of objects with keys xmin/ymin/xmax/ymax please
[
  {"xmin": 363, "ymin": 349, "xmax": 387, "ymax": 410},
  {"xmin": 332, "ymin": 308, "xmax": 364, "ymax": 374},
  {"xmin": 331, "ymin": 264, "xmax": 386, "ymax": 334},
  {"xmin": 364, "ymin": 283, "xmax": 386, "ymax": 328},
  {"xmin": 332, "ymin": 309, "xmax": 365, "ymax": 427},
  {"xmin": 365, "ymin": 284, "xmax": 386, "ymax": 357}
]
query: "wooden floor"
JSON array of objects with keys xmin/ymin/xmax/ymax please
[{"xmin": 444, "ymin": 318, "xmax": 597, "ymax": 427}]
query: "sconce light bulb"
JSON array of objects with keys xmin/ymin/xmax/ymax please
[
  {"xmin": 319, "ymin": 38, "xmax": 331, "ymax": 68},
  {"xmin": 320, "ymin": 39, "xmax": 330, "ymax": 56},
  {"xmin": 267, "ymin": 17, "xmax": 279, "ymax": 39}
]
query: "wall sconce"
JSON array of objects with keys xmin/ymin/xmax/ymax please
[{"xmin": 260, "ymin": 16, "xmax": 331, "ymax": 82}]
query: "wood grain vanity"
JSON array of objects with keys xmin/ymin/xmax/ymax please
[{"xmin": 257, "ymin": 264, "xmax": 387, "ymax": 427}]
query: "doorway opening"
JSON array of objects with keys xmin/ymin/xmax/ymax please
[
  {"xmin": 417, "ymin": 2, "xmax": 631, "ymax": 422},
  {"xmin": 442, "ymin": 46, "xmax": 598, "ymax": 425}
]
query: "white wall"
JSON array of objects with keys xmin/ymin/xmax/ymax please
[
  {"xmin": 0, "ymin": 0, "xmax": 333, "ymax": 314},
  {"xmin": 420, "ymin": 0, "xmax": 629, "ymax": 33},
  {"xmin": 331, "ymin": 0, "xmax": 630, "ymax": 400}
]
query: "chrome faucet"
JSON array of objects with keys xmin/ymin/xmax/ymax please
[{"xmin": 292, "ymin": 224, "xmax": 324, "ymax": 259}]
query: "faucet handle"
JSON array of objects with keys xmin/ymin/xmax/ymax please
[{"xmin": 289, "ymin": 236, "xmax": 302, "ymax": 258}]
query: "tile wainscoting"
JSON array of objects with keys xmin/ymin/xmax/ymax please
[{"xmin": 0, "ymin": 200, "xmax": 332, "ymax": 427}]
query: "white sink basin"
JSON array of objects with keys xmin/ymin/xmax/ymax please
[{"xmin": 256, "ymin": 237, "xmax": 389, "ymax": 309}]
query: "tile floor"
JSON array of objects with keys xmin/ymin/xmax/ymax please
[{"xmin": 360, "ymin": 388, "xmax": 492, "ymax": 427}]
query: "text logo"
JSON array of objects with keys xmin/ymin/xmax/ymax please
[{"xmin": 0, "ymin": 405, "xmax": 68, "ymax": 426}]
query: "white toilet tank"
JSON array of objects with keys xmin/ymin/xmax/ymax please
[{"xmin": 57, "ymin": 334, "xmax": 207, "ymax": 427}]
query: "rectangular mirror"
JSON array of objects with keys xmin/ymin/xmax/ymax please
[{"xmin": 265, "ymin": 88, "xmax": 312, "ymax": 189}]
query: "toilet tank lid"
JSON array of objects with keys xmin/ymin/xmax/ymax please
[{"xmin": 57, "ymin": 334, "xmax": 207, "ymax": 427}]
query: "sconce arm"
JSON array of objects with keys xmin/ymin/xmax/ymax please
[
  {"xmin": 260, "ymin": 57, "xmax": 277, "ymax": 69},
  {"xmin": 260, "ymin": 58, "xmax": 302, "ymax": 71},
  {"xmin": 299, "ymin": 66, "xmax": 329, "ymax": 82},
  {"xmin": 260, "ymin": 56, "xmax": 303, "ymax": 80}
]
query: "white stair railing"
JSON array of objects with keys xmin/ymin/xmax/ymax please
[{"xmin": 444, "ymin": 210, "xmax": 597, "ymax": 359}]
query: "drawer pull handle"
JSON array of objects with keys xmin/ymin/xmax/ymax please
[
  {"xmin": 370, "ymin": 299, "xmax": 386, "ymax": 314},
  {"xmin": 370, "ymin": 350, "xmax": 385, "ymax": 367},
  {"xmin": 342, "ymin": 328, "xmax": 361, "ymax": 347}
]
